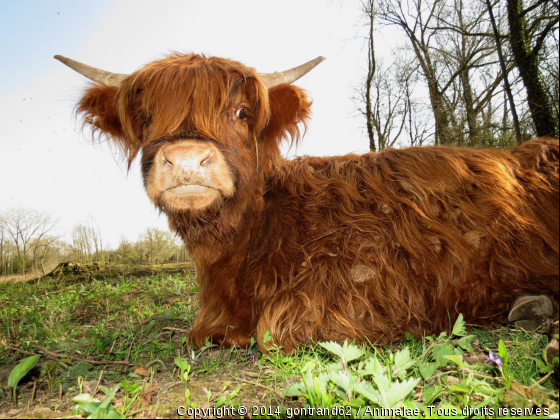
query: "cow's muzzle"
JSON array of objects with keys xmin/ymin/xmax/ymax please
[{"xmin": 146, "ymin": 140, "xmax": 235, "ymax": 212}]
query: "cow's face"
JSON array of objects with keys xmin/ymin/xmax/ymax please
[
  {"xmin": 68, "ymin": 53, "xmax": 315, "ymax": 220},
  {"xmin": 114, "ymin": 56, "xmax": 271, "ymax": 215}
]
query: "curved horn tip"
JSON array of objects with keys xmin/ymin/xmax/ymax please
[
  {"xmin": 54, "ymin": 55, "xmax": 72, "ymax": 63},
  {"xmin": 53, "ymin": 54, "xmax": 127, "ymax": 87},
  {"xmin": 54, "ymin": 55, "xmax": 68, "ymax": 64},
  {"xmin": 261, "ymin": 55, "xmax": 326, "ymax": 89}
]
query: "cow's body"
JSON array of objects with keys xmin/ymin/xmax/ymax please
[
  {"xmin": 56, "ymin": 53, "xmax": 559, "ymax": 352},
  {"xmin": 187, "ymin": 140, "xmax": 559, "ymax": 350}
]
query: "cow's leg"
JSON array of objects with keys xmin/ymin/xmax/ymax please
[
  {"xmin": 190, "ymin": 319, "xmax": 253, "ymax": 349},
  {"xmin": 255, "ymin": 291, "xmax": 316, "ymax": 354},
  {"xmin": 190, "ymin": 301, "xmax": 254, "ymax": 349}
]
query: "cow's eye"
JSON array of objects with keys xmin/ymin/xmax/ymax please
[{"xmin": 235, "ymin": 107, "xmax": 248, "ymax": 121}]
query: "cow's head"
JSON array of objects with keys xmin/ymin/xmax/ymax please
[{"xmin": 56, "ymin": 53, "xmax": 322, "ymax": 239}]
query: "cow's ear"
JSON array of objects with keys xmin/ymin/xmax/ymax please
[
  {"xmin": 77, "ymin": 83, "xmax": 139, "ymax": 164},
  {"xmin": 78, "ymin": 83, "xmax": 122, "ymax": 138},
  {"xmin": 262, "ymin": 84, "xmax": 311, "ymax": 147}
]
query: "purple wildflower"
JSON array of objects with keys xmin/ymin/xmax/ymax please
[
  {"xmin": 486, "ymin": 351, "xmax": 503, "ymax": 368},
  {"xmin": 248, "ymin": 348, "xmax": 255, "ymax": 363}
]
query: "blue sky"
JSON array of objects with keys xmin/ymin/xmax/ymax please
[
  {"xmin": 0, "ymin": 0, "xmax": 112, "ymax": 96},
  {"xmin": 0, "ymin": 0, "xmax": 392, "ymax": 246}
]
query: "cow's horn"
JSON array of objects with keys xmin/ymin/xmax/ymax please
[
  {"xmin": 54, "ymin": 55, "xmax": 128, "ymax": 87},
  {"xmin": 261, "ymin": 56, "xmax": 325, "ymax": 89}
]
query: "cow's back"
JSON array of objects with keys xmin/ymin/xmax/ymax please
[
  {"xmin": 258, "ymin": 139, "xmax": 559, "ymax": 346},
  {"xmin": 511, "ymin": 137, "xmax": 559, "ymax": 244}
]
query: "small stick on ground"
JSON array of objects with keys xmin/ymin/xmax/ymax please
[
  {"xmin": 30, "ymin": 381, "xmax": 37, "ymax": 405},
  {"xmin": 530, "ymin": 370, "xmax": 554, "ymax": 390},
  {"xmin": 136, "ymin": 314, "xmax": 178, "ymax": 328},
  {"xmin": 429, "ymin": 369, "xmax": 504, "ymax": 383},
  {"xmin": 51, "ymin": 342, "xmax": 94, "ymax": 354},
  {"xmin": 146, "ymin": 359, "xmax": 166, "ymax": 369},
  {"xmin": 93, "ymin": 370, "xmax": 104, "ymax": 397},
  {"xmin": 232, "ymin": 377, "xmax": 285, "ymax": 401},
  {"xmin": 125, "ymin": 339, "xmax": 134, "ymax": 365},
  {"xmin": 33, "ymin": 346, "xmax": 132, "ymax": 366},
  {"xmin": 43, "ymin": 282, "xmax": 87, "ymax": 296},
  {"xmin": 162, "ymin": 327, "xmax": 191, "ymax": 333},
  {"xmin": 464, "ymin": 368, "xmax": 504, "ymax": 383},
  {"xmin": 136, "ymin": 316, "xmax": 156, "ymax": 328}
]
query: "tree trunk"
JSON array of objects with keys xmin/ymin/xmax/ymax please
[
  {"xmin": 486, "ymin": 0, "xmax": 522, "ymax": 144},
  {"xmin": 365, "ymin": 0, "xmax": 377, "ymax": 152},
  {"xmin": 507, "ymin": 0, "xmax": 558, "ymax": 138}
]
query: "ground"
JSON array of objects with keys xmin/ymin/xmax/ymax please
[{"xmin": 0, "ymin": 263, "xmax": 558, "ymax": 418}]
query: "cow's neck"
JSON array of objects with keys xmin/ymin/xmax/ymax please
[{"xmin": 172, "ymin": 192, "xmax": 265, "ymax": 270}]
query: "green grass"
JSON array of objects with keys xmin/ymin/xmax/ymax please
[
  {"xmin": 0, "ymin": 265, "xmax": 558, "ymax": 418},
  {"xmin": 1, "ymin": 272, "xmax": 195, "ymax": 363}
]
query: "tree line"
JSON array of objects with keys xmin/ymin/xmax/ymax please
[
  {"xmin": 355, "ymin": 0, "xmax": 558, "ymax": 151},
  {"xmin": 0, "ymin": 207, "xmax": 190, "ymax": 276}
]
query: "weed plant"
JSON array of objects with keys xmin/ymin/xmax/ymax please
[{"xmin": 0, "ymin": 266, "xmax": 557, "ymax": 418}]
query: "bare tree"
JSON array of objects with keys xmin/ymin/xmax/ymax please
[
  {"xmin": 402, "ymin": 70, "xmax": 434, "ymax": 146},
  {"xmin": 356, "ymin": 55, "xmax": 414, "ymax": 150},
  {"xmin": 72, "ymin": 224, "xmax": 92, "ymax": 262},
  {"xmin": 0, "ymin": 208, "xmax": 58, "ymax": 275},
  {"xmin": 0, "ymin": 207, "xmax": 193, "ymax": 273},
  {"xmin": 0, "ymin": 216, "xmax": 6, "ymax": 275},
  {"xmin": 31, "ymin": 236, "xmax": 65, "ymax": 275},
  {"xmin": 136, "ymin": 228, "xmax": 176, "ymax": 265},
  {"xmin": 71, "ymin": 216, "xmax": 104, "ymax": 262},
  {"xmin": 358, "ymin": 0, "xmax": 556, "ymax": 147},
  {"xmin": 357, "ymin": 0, "xmax": 432, "ymax": 150},
  {"xmin": 438, "ymin": 0, "xmax": 511, "ymax": 145},
  {"xmin": 377, "ymin": 0, "xmax": 458, "ymax": 145},
  {"xmin": 361, "ymin": 0, "xmax": 377, "ymax": 151},
  {"xmin": 115, "ymin": 236, "xmax": 136, "ymax": 263},
  {"xmin": 540, "ymin": 31, "xmax": 559, "ymax": 124},
  {"xmin": 485, "ymin": 0, "xmax": 523, "ymax": 144},
  {"xmin": 506, "ymin": 0, "xmax": 559, "ymax": 138}
]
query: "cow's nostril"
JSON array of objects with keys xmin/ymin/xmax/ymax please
[
  {"xmin": 162, "ymin": 151, "xmax": 173, "ymax": 167},
  {"xmin": 200, "ymin": 151, "xmax": 213, "ymax": 167}
]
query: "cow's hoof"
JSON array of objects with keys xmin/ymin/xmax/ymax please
[
  {"xmin": 545, "ymin": 338, "xmax": 559, "ymax": 364},
  {"xmin": 508, "ymin": 295, "xmax": 555, "ymax": 331},
  {"xmin": 514, "ymin": 319, "xmax": 548, "ymax": 331}
]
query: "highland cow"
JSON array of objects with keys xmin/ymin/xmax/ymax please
[{"xmin": 56, "ymin": 53, "xmax": 559, "ymax": 352}]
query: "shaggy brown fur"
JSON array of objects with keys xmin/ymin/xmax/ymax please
[{"xmin": 74, "ymin": 53, "xmax": 559, "ymax": 352}]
